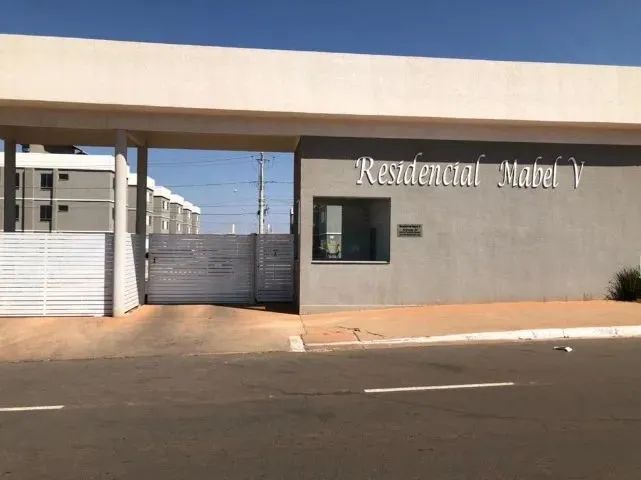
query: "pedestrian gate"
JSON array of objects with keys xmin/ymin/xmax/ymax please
[{"xmin": 147, "ymin": 234, "xmax": 294, "ymax": 304}]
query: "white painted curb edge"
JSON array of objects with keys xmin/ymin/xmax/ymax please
[
  {"xmin": 288, "ymin": 335, "xmax": 306, "ymax": 352},
  {"xmin": 300, "ymin": 325, "xmax": 641, "ymax": 351}
]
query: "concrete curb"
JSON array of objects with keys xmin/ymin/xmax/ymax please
[
  {"xmin": 295, "ymin": 325, "xmax": 641, "ymax": 352},
  {"xmin": 288, "ymin": 335, "xmax": 306, "ymax": 352}
]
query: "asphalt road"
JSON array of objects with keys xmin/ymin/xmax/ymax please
[{"xmin": 1, "ymin": 339, "xmax": 641, "ymax": 479}]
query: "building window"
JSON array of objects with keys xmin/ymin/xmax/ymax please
[
  {"xmin": 40, "ymin": 172, "xmax": 53, "ymax": 189},
  {"xmin": 177, "ymin": 223, "xmax": 182, "ymax": 233},
  {"xmin": 162, "ymin": 220, "xmax": 168, "ymax": 230},
  {"xmin": 163, "ymin": 200, "xmax": 169, "ymax": 210},
  {"xmin": 15, "ymin": 204, "xmax": 19, "ymax": 221},
  {"xmin": 312, "ymin": 197, "xmax": 390, "ymax": 262},
  {"xmin": 15, "ymin": 172, "xmax": 20, "ymax": 189},
  {"xmin": 59, "ymin": 173, "xmax": 69, "ymax": 181},
  {"xmin": 58, "ymin": 205, "xmax": 69, "ymax": 212},
  {"xmin": 40, "ymin": 205, "xmax": 52, "ymax": 222},
  {"xmin": 147, "ymin": 215, "xmax": 152, "ymax": 227}
]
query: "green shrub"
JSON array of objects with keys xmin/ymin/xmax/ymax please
[{"xmin": 606, "ymin": 267, "xmax": 641, "ymax": 301}]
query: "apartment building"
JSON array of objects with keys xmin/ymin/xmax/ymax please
[
  {"xmin": 182, "ymin": 201, "xmax": 194, "ymax": 234},
  {"xmin": 191, "ymin": 207, "xmax": 200, "ymax": 234},
  {"xmin": 0, "ymin": 152, "xmax": 200, "ymax": 234},
  {"xmin": 0, "ymin": 152, "xmax": 115, "ymax": 232},
  {"xmin": 152, "ymin": 185, "xmax": 171, "ymax": 234},
  {"xmin": 127, "ymin": 173, "xmax": 154, "ymax": 233},
  {"xmin": 168, "ymin": 193, "xmax": 184, "ymax": 234}
]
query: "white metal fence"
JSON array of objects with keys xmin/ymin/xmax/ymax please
[
  {"xmin": 0, "ymin": 233, "xmax": 144, "ymax": 317},
  {"xmin": 147, "ymin": 234, "xmax": 294, "ymax": 304}
]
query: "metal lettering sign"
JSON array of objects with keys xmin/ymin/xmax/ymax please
[
  {"xmin": 355, "ymin": 154, "xmax": 585, "ymax": 189},
  {"xmin": 397, "ymin": 224, "xmax": 423, "ymax": 237}
]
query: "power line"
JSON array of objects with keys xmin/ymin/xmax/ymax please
[
  {"xmin": 147, "ymin": 153, "xmax": 290, "ymax": 166},
  {"xmin": 150, "ymin": 159, "xmax": 259, "ymax": 169},
  {"xmin": 40, "ymin": 180, "xmax": 292, "ymax": 190},
  {"xmin": 199, "ymin": 212, "xmax": 291, "ymax": 216},
  {"xmin": 165, "ymin": 180, "xmax": 292, "ymax": 188},
  {"xmin": 147, "ymin": 154, "xmax": 256, "ymax": 166}
]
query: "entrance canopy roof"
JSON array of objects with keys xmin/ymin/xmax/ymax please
[{"xmin": 2, "ymin": 34, "xmax": 641, "ymax": 149}]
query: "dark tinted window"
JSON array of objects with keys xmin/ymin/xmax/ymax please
[
  {"xmin": 40, "ymin": 173, "xmax": 53, "ymax": 189},
  {"xmin": 313, "ymin": 197, "xmax": 391, "ymax": 262},
  {"xmin": 40, "ymin": 205, "xmax": 52, "ymax": 221}
]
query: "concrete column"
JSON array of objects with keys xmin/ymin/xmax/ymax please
[
  {"xmin": 135, "ymin": 146, "xmax": 148, "ymax": 236},
  {"xmin": 135, "ymin": 145, "xmax": 148, "ymax": 305},
  {"xmin": 113, "ymin": 130, "xmax": 128, "ymax": 317},
  {"xmin": 3, "ymin": 139, "xmax": 16, "ymax": 232}
]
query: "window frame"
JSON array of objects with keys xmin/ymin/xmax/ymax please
[
  {"xmin": 312, "ymin": 196, "xmax": 391, "ymax": 264},
  {"xmin": 39, "ymin": 204, "xmax": 52, "ymax": 222},
  {"xmin": 40, "ymin": 172, "xmax": 53, "ymax": 190}
]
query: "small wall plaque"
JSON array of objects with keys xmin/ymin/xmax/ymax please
[{"xmin": 397, "ymin": 224, "xmax": 423, "ymax": 237}]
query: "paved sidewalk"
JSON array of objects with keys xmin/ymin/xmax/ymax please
[
  {"xmin": 0, "ymin": 305, "xmax": 303, "ymax": 362},
  {"xmin": 300, "ymin": 300, "xmax": 641, "ymax": 348},
  {"xmin": 2, "ymin": 300, "xmax": 641, "ymax": 362}
]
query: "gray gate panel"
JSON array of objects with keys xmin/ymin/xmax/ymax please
[
  {"xmin": 255, "ymin": 234, "xmax": 294, "ymax": 302},
  {"xmin": 147, "ymin": 234, "xmax": 255, "ymax": 304}
]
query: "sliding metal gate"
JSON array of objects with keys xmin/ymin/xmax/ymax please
[
  {"xmin": 147, "ymin": 234, "xmax": 294, "ymax": 304},
  {"xmin": 255, "ymin": 234, "xmax": 295, "ymax": 302}
]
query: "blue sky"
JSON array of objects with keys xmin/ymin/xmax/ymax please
[{"xmin": 2, "ymin": 0, "xmax": 640, "ymax": 232}]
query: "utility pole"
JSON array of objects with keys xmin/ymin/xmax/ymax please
[{"xmin": 257, "ymin": 152, "xmax": 266, "ymax": 234}]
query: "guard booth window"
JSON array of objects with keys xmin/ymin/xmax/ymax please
[{"xmin": 312, "ymin": 197, "xmax": 390, "ymax": 262}]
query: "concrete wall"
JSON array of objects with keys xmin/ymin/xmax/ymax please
[
  {"xmin": 54, "ymin": 201, "xmax": 113, "ymax": 232},
  {"xmin": 296, "ymin": 136, "xmax": 641, "ymax": 313}
]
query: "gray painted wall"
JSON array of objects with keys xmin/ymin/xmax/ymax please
[{"xmin": 296, "ymin": 136, "xmax": 641, "ymax": 313}]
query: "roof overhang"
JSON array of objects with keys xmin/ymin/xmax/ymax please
[{"xmin": 2, "ymin": 34, "xmax": 641, "ymax": 149}]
